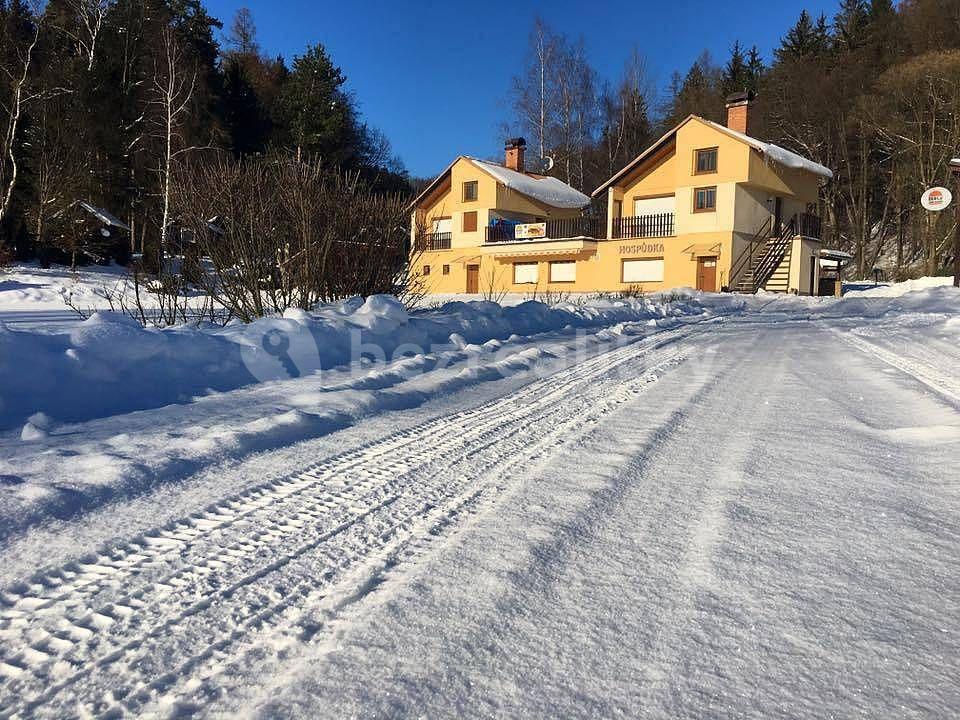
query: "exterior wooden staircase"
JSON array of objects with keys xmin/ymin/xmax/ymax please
[
  {"xmin": 729, "ymin": 213, "xmax": 822, "ymax": 294},
  {"xmin": 729, "ymin": 216, "xmax": 802, "ymax": 294}
]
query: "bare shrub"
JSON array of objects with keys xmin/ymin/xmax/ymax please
[
  {"xmin": 481, "ymin": 265, "xmax": 508, "ymax": 303},
  {"xmin": 63, "ymin": 258, "xmax": 224, "ymax": 328},
  {"xmin": 173, "ymin": 154, "xmax": 415, "ymax": 321}
]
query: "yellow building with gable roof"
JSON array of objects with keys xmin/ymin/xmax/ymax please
[{"xmin": 409, "ymin": 92, "xmax": 833, "ymax": 296}]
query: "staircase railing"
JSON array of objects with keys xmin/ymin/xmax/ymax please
[
  {"xmin": 750, "ymin": 216, "xmax": 798, "ymax": 291},
  {"xmin": 728, "ymin": 217, "xmax": 771, "ymax": 291}
]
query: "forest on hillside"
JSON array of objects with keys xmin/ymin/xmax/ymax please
[
  {"xmin": 505, "ymin": 0, "xmax": 960, "ymax": 279},
  {"xmin": 0, "ymin": 0, "xmax": 409, "ymax": 298},
  {"xmin": 1, "ymin": 0, "xmax": 960, "ymax": 294}
]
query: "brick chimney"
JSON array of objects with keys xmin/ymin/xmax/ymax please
[
  {"xmin": 505, "ymin": 137, "xmax": 526, "ymax": 173},
  {"xmin": 725, "ymin": 90, "xmax": 756, "ymax": 136}
]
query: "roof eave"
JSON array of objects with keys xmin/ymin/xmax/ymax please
[
  {"xmin": 405, "ymin": 157, "xmax": 460, "ymax": 213},
  {"xmin": 591, "ymin": 115, "xmax": 696, "ymax": 198}
]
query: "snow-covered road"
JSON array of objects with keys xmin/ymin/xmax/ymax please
[{"xmin": 0, "ymin": 306, "xmax": 958, "ymax": 718}]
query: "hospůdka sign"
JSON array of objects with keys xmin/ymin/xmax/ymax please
[{"xmin": 619, "ymin": 242, "xmax": 665, "ymax": 255}]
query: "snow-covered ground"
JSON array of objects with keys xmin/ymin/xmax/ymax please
[
  {"xmin": 844, "ymin": 274, "xmax": 955, "ymax": 298},
  {"xmin": 0, "ymin": 267, "xmax": 958, "ymax": 718}
]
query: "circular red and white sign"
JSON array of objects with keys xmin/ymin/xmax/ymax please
[{"xmin": 921, "ymin": 186, "xmax": 953, "ymax": 212}]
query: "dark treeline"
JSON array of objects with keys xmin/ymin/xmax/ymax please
[
  {"xmin": 506, "ymin": 0, "xmax": 960, "ymax": 279},
  {"xmin": 0, "ymin": 1, "xmax": 408, "ymax": 268}
]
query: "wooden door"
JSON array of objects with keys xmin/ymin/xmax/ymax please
[
  {"xmin": 773, "ymin": 197, "xmax": 783, "ymax": 236},
  {"xmin": 697, "ymin": 257, "xmax": 717, "ymax": 292},
  {"xmin": 466, "ymin": 264, "xmax": 480, "ymax": 294}
]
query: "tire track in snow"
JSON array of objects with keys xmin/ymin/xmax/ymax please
[
  {"xmin": 834, "ymin": 329, "xmax": 960, "ymax": 405},
  {"xmin": 0, "ymin": 320, "xmax": 712, "ymax": 718}
]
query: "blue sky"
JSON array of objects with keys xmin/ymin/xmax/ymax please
[{"xmin": 204, "ymin": 0, "xmax": 839, "ymax": 178}]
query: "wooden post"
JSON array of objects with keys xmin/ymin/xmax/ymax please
[{"xmin": 951, "ymin": 159, "xmax": 960, "ymax": 288}]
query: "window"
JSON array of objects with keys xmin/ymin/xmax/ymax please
[
  {"xmin": 622, "ymin": 258, "xmax": 664, "ymax": 283},
  {"xmin": 423, "ymin": 265, "xmax": 431, "ymax": 276},
  {"xmin": 513, "ymin": 262, "xmax": 539, "ymax": 284},
  {"xmin": 694, "ymin": 186, "xmax": 717, "ymax": 212},
  {"xmin": 549, "ymin": 261, "xmax": 576, "ymax": 283},
  {"xmin": 463, "ymin": 211, "xmax": 478, "ymax": 232},
  {"xmin": 463, "ymin": 180, "xmax": 478, "ymax": 202},
  {"xmin": 694, "ymin": 148, "xmax": 718, "ymax": 174},
  {"xmin": 442, "ymin": 264, "xmax": 450, "ymax": 275}
]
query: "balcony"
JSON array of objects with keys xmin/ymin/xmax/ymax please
[
  {"xmin": 415, "ymin": 231, "xmax": 452, "ymax": 251},
  {"xmin": 795, "ymin": 212, "xmax": 822, "ymax": 240},
  {"xmin": 612, "ymin": 213, "xmax": 675, "ymax": 240},
  {"xmin": 485, "ymin": 216, "xmax": 604, "ymax": 244}
]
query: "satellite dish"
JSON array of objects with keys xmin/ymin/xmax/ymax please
[{"xmin": 538, "ymin": 156, "xmax": 555, "ymax": 173}]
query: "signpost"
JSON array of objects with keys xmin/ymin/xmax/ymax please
[
  {"xmin": 921, "ymin": 186, "xmax": 952, "ymax": 212},
  {"xmin": 920, "ymin": 183, "xmax": 957, "ymax": 287},
  {"xmin": 949, "ymin": 162, "xmax": 960, "ymax": 288}
]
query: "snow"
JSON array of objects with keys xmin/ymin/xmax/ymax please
[
  {"xmin": 0, "ymin": 263, "xmax": 130, "ymax": 313},
  {"xmin": 0, "ymin": 269, "xmax": 959, "ymax": 717},
  {"xmin": 0, "ymin": 290, "xmax": 745, "ymax": 434},
  {"xmin": 704, "ymin": 119, "xmax": 835, "ymax": 180},
  {"xmin": 844, "ymin": 275, "xmax": 955, "ymax": 298},
  {"xmin": 76, "ymin": 201, "xmax": 130, "ymax": 230},
  {"xmin": 470, "ymin": 158, "xmax": 590, "ymax": 209}
]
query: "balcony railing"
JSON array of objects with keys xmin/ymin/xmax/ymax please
[
  {"xmin": 796, "ymin": 212, "xmax": 822, "ymax": 240},
  {"xmin": 485, "ymin": 216, "xmax": 604, "ymax": 244},
  {"xmin": 612, "ymin": 213, "xmax": 675, "ymax": 240},
  {"xmin": 415, "ymin": 231, "xmax": 452, "ymax": 251},
  {"xmin": 486, "ymin": 224, "xmax": 516, "ymax": 243}
]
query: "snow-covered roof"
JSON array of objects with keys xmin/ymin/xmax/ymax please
[
  {"xmin": 407, "ymin": 156, "xmax": 590, "ymax": 212},
  {"xmin": 701, "ymin": 120, "xmax": 834, "ymax": 180},
  {"xmin": 77, "ymin": 201, "xmax": 130, "ymax": 231},
  {"xmin": 468, "ymin": 159, "xmax": 590, "ymax": 209},
  {"xmin": 820, "ymin": 248, "xmax": 853, "ymax": 261}
]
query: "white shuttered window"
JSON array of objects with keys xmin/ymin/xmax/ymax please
[
  {"xmin": 622, "ymin": 259, "xmax": 665, "ymax": 283},
  {"xmin": 513, "ymin": 262, "xmax": 539, "ymax": 284},
  {"xmin": 549, "ymin": 261, "xmax": 576, "ymax": 282}
]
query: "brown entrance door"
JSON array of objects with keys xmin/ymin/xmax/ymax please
[
  {"xmin": 697, "ymin": 257, "xmax": 718, "ymax": 292},
  {"xmin": 466, "ymin": 264, "xmax": 480, "ymax": 294}
]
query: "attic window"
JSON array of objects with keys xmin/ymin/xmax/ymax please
[
  {"xmin": 463, "ymin": 181, "xmax": 478, "ymax": 202},
  {"xmin": 695, "ymin": 148, "xmax": 718, "ymax": 174}
]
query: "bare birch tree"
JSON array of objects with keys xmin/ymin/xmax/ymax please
[
  {"xmin": 149, "ymin": 25, "xmax": 197, "ymax": 259},
  {"xmin": 0, "ymin": 3, "xmax": 41, "ymax": 227},
  {"xmin": 58, "ymin": 0, "xmax": 112, "ymax": 72},
  {"xmin": 508, "ymin": 17, "xmax": 560, "ymax": 162}
]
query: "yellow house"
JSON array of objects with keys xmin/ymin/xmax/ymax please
[
  {"xmin": 410, "ymin": 92, "xmax": 833, "ymax": 296},
  {"xmin": 408, "ymin": 138, "xmax": 592, "ymax": 295}
]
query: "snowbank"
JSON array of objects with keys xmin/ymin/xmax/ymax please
[
  {"xmin": 0, "ymin": 292, "xmax": 744, "ymax": 433},
  {"xmin": 843, "ymin": 276, "xmax": 955, "ymax": 298}
]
